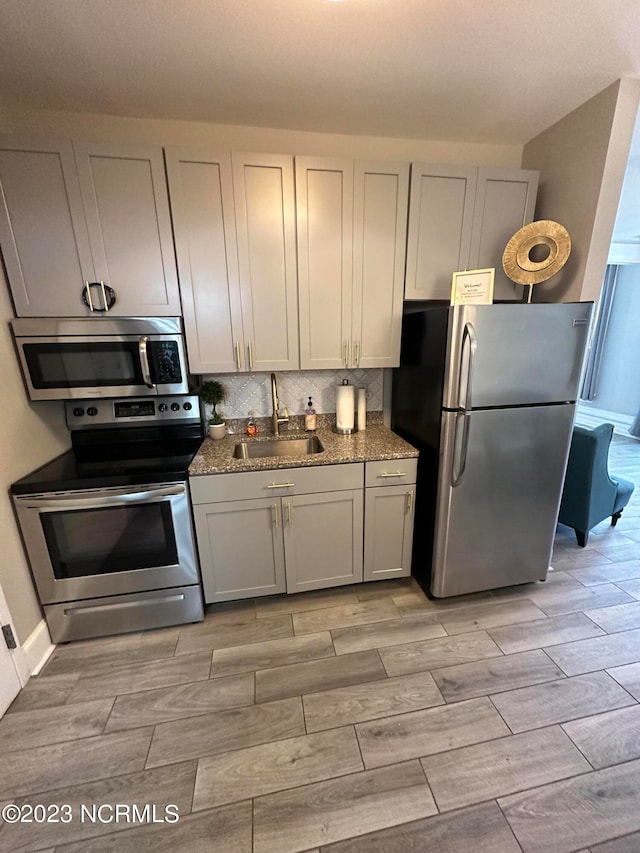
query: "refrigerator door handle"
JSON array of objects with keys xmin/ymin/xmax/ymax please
[
  {"xmin": 459, "ymin": 322, "xmax": 478, "ymax": 411},
  {"xmin": 451, "ymin": 412, "xmax": 471, "ymax": 487}
]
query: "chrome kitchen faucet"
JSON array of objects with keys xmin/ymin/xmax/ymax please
[{"xmin": 270, "ymin": 373, "xmax": 289, "ymax": 435}]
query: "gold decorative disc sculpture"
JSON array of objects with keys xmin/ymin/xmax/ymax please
[{"xmin": 502, "ymin": 220, "xmax": 571, "ymax": 302}]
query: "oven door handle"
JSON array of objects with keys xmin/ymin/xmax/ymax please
[
  {"xmin": 139, "ymin": 336, "xmax": 155, "ymax": 389},
  {"xmin": 21, "ymin": 484, "xmax": 186, "ymax": 511}
]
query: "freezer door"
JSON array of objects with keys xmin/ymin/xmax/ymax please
[
  {"xmin": 431, "ymin": 403, "xmax": 575, "ymax": 597},
  {"xmin": 442, "ymin": 303, "xmax": 593, "ymax": 409}
]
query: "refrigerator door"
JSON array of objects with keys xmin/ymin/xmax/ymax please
[
  {"xmin": 431, "ymin": 403, "xmax": 575, "ymax": 597},
  {"xmin": 442, "ymin": 303, "xmax": 593, "ymax": 410}
]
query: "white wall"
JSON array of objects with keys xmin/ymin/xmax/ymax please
[
  {"xmin": 522, "ymin": 79, "xmax": 640, "ymax": 303},
  {"xmin": 0, "ymin": 274, "xmax": 69, "ymax": 644},
  {"xmin": 1, "ymin": 106, "xmax": 523, "ymax": 166}
]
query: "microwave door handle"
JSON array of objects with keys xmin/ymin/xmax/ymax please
[
  {"xmin": 139, "ymin": 336, "xmax": 155, "ymax": 388},
  {"xmin": 22, "ymin": 484, "xmax": 185, "ymax": 511}
]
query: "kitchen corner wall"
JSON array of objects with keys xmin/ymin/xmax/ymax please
[
  {"xmin": 202, "ymin": 369, "xmax": 384, "ymax": 420},
  {"xmin": 0, "ymin": 274, "xmax": 70, "ymax": 645}
]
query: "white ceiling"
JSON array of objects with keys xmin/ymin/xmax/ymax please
[{"xmin": 1, "ymin": 0, "xmax": 640, "ymax": 146}]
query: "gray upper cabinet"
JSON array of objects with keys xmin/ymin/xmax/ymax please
[
  {"xmin": 0, "ymin": 136, "xmax": 95, "ymax": 316},
  {"xmin": 296, "ymin": 157, "xmax": 353, "ymax": 370},
  {"xmin": 297, "ymin": 157, "xmax": 409, "ymax": 369},
  {"xmin": 232, "ymin": 153, "xmax": 299, "ymax": 372},
  {"xmin": 166, "ymin": 148, "xmax": 242, "ymax": 373},
  {"xmin": 73, "ymin": 141, "xmax": 181, "ymax": 316},
  {"xmin": 469, "ymin": 168, "xmax": 539, "ymax": 301},
  {"xmin": 167, "ymin": 149, "xmax": 298, "ymax": 373},
  {"xmin": 404, "ymin": 164, "xmax": 539, "ymax": 301},
  {"xmin": 0, "ymin": 135, "xmax": 181, "ymax": 316},
  {"xmin": 404, "ymin": 164, "xmax": 477, "ymax": 301}
]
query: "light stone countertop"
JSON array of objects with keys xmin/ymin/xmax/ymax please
[{"xmin": 189, "ymin": 424, "xmax": 419, "ymax": 476}]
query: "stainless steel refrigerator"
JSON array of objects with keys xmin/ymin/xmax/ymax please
[{"xmin": 392, "ymin": 302, "xmax": 593, "ymax": 598}]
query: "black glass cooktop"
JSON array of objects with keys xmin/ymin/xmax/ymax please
[{"xmin": 11, "ymin": 428, "xmax": 204, "ymax": 496}]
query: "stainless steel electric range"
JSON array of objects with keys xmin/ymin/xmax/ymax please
[{"xmin": 11, "ymin": 395, "xmax": 205, "ymax": 643}]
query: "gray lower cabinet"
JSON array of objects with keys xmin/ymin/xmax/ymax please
[
  {"xmin": 194, "ymin": 498, "xmax": 286, "ymax": 602},
  {"xmin": 363, "ymin": 458, "xmax": 418, "ymax": 582},
  {"xmin": 364, "ymin": 485, "xmax": 415, "ymax": 581},
  {"xmin": 191, "ymin": 463, "xmax": 365, "ymax": 603},
  {"xmin": 284, "ymin": 490, "xmax": 364, "ymax": 594}
]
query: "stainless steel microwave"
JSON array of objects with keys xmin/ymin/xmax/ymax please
[{"xmin": 11, "ymin": 317, "xmax": 190, "ymax": 400}]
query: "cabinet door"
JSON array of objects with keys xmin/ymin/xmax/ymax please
[
  {"xmin": 73, "ymin": 141, "xmax": 181, "ymax": 316},
  {"xmin": 469, "ymin": 168, "xmax": 539, "ymax": 302},
  {"xmin": 297, "ymin": 157, "xmax": 354, "ymax": 369},
  {"xmin": 364, "ymin": 486, "xmax": 414, "ymax": 581},
  {"xmin": 194, "ymin": 499, "xmax": 286, "ymax": 603},
  {"xmin": 404, "ymin": 164, "xmax": 477, "ymax": 300},
  {"xmin": 0, "ymin": 135, "xmax": 95, "ymax": 316},
  {"xmin": 352, "ymin": 162, "xmax": 409, "ymax": 368},
  {"xmin": 284, "ymin": 491, "xmax": 363, "ymax": 593},
  {"xmin": 166, "ymin": 148, "xmax": 243, "ymax": 373},
  {"xmin": 233, "ymin": 154, "xmax": 299, "ymax": 371}
]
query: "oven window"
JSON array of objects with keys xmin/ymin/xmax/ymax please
[
  {"xmin": 24, "ymin": 342, "xmax": 144, "ymax": 389},
  {"xmin": 40, "ymin": 503, "xmax": 179, "ymax": 578}
]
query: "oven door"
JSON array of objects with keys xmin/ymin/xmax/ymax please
[
  {"xmin": 15, "ymin": 334, "xmax": 189, "ymax": 400},
  {"xmin": 13, "ymin": 483, "xmax": 199, "ymax": 604}
]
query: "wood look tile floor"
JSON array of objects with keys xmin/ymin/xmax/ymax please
[{"xmin": 2, "ymin": 434, "xmax": 640, "ymax": 852}]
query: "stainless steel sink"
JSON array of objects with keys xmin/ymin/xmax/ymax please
[{"xmin": 233, "ymin": 436, "xmax": 324, "ymax": 460}]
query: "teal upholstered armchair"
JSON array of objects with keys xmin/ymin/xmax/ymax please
[{"xmin": 558, "ymin": 423, "xmax": 635, "ymax": 547}]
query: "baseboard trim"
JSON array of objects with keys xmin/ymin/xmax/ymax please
[{"xmin": 15, "ymin": 619, "xmax": 55, "ymax": 682}]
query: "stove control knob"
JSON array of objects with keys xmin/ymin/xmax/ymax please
[
  {"xmin": 86, "ymin": 406, "xmax": 98, "ymax": 416},
  {"xmin": 171, "ymin": 402, "xmax": 180, "ymax": 412},
  {"xmin": 72, "ymin": 407, "xmax": 85, "ymax": 417},
  {"xmin": 158, "ymin": 403, "xmax": 167, "ymax": 412},
  {"xmin": 183, "ymin": 402, "xmax": 193, "ymax": 411}
]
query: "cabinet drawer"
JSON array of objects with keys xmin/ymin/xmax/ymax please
[
  {"xmin": 190, "ymin": 463, "xmax": 364, "ymax": 504},
  {"xmin": 365, "ymin": 458, "xmax": 417, "ymax": 487}
]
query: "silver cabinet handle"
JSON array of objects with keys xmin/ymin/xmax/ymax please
[
  {"xmin": 235, "ymin": 341, "xmax": 243, "ymax": 370},
  {"xmin": 65, "ymin": 593, "xmax": 185, "ymax": 616},
  {"xmin": 248, "ymin": 341, "xmax": 254, "ymax": 371},
  {"xmin": 272, "ymin": 503, "xmax": 280, "ymax": 528},
  {"xmin": 100, "ymin": 281, "xmax": 109, "ymax": 312},
  {"xmin": 343, "ymin": 341, "xmax": 349, "ymax": 367},
  {"xmin": 378, "ymin": 471, "xmax": 408, "ymax": 478},
  {"xmin": 285, "ymin": 501, "xmax": 292, "ymax": 526},
  {"xmin": 139, "ymin": 335, "xmax": 154, "ymax": 388},
  {"xmin": 406, "ymin": 490, "xmax": 414, "ymax": 513},
  {"xmin": 84, "ymin": 281, "xmax": 95, "ymax": 311},
  {"xmin": 354, "ymin": 341, "xmax": 360, "ymax": 367},
  {"xmin": 266, "ymin": 482, "xmax": 295, "ymax": 489}
]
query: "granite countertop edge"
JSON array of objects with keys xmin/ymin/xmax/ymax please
[{"xmin": 189, "ymin": 424, "xmax": 419, "ymax": 476}]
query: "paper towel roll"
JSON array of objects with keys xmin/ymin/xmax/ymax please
[
  {"xmin": 336, "ymin": 383, "xmax": 355, "ymax": 433},
  {"xmin": 357, "ymin": 387, "xmax": 366, "ymax": 431}
]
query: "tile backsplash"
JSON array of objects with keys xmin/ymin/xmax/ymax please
[{"xmin": 202, "ymin": 369, "xmax": 384, "ymax": 420}]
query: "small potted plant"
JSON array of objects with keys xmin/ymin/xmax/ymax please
[{"xmin": 199, "ymin": 380, "xmax": 227, "ymax": 440}]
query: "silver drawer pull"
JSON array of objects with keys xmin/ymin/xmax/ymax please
[
  {"xmin": 379, "ymin": 471, "xmax": 407, "ymax": 478},
  {"xmin": 65, "ymin": 594, "xmax": 185, "ymax": 616},
  {"xmin": 267, "ymin": 482, "xmax": 295, "ymax": 489}
]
